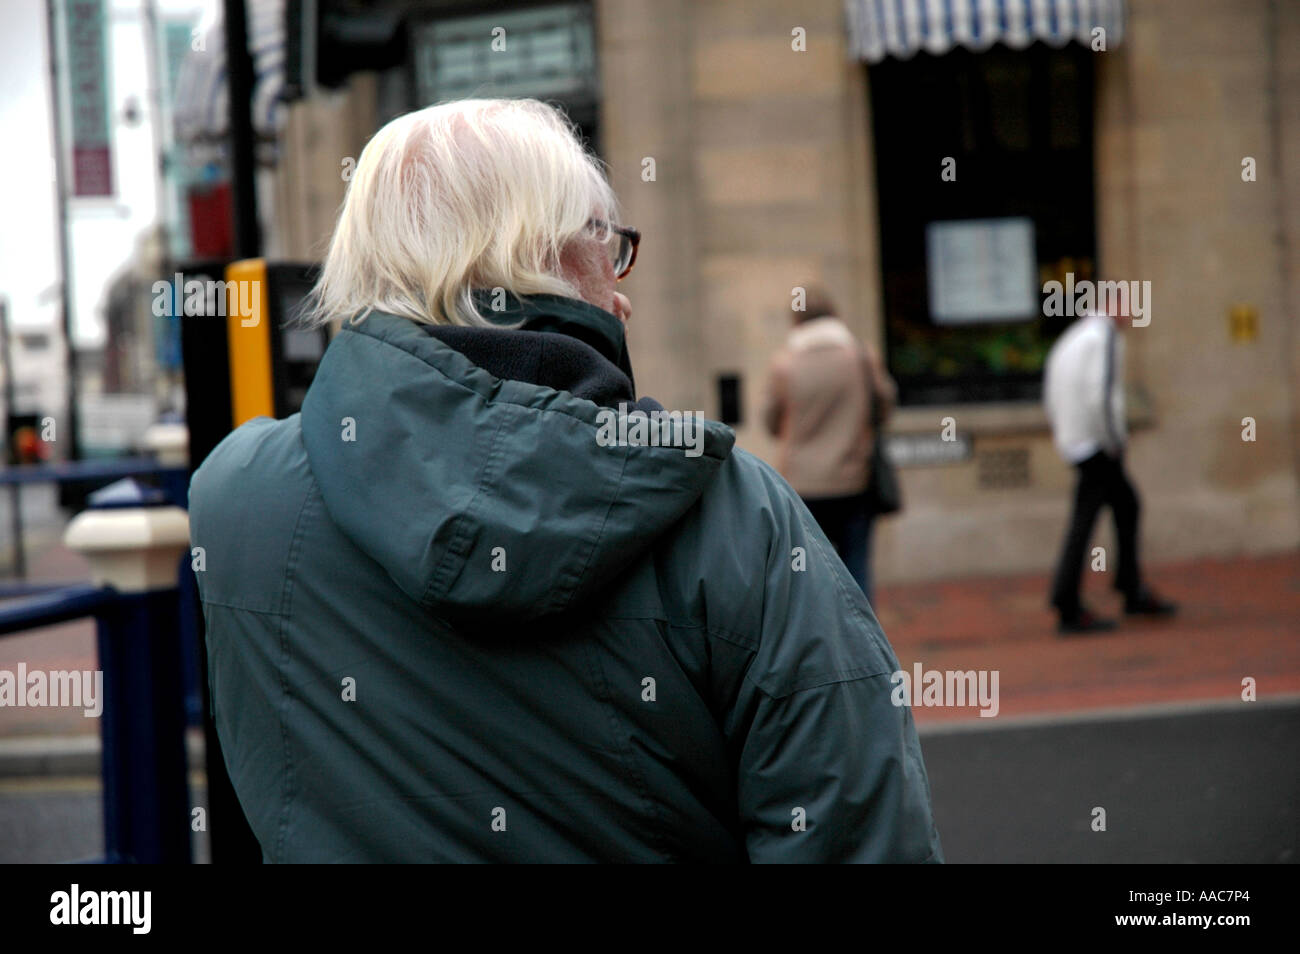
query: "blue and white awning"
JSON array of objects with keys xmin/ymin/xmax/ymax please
[
  {"xmin": 173, "ymin": 0, "xmax": 285, "ymax": 155},
  {"xmin": 846, "ymin": 0, "xmax": 1126, "ymax": 62}
]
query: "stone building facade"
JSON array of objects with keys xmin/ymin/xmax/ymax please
[{"xmin": 270, "ymin": 0, "xmax": 1300, "ymax": 584}]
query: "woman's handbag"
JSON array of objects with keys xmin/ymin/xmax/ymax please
[
  {"xmin": 864, "ymin": 436, "xmax": 901, "ymax": 516},
  {"xmin": 863, "ymin": 348, "xmax": 902, "ymax": 516}
]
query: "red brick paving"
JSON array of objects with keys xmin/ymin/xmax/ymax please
[
  {"xmin": 874, "ymin": 551, "xmax": 1300, "ymax": 724},
  {"xmin": 3, "ymin": 538, "xmax": 1297, "ymax": 737},
  {"xmin": 0, "ymin": 542, "xmax": 98, "ymax": 738}
]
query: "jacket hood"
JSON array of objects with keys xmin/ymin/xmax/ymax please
[{"xmin": 299, "ymin": 295, "xmax": 735, "ymax": 623}]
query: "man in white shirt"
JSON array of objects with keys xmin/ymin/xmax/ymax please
[{"xmin": 1043, "ymin": 306, "xmax": 1176, "ymax": 633}]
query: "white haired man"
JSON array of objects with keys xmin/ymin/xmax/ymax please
[{"xmin": 189, "ymin": 99, "xmax": 941, "ymax": 862}]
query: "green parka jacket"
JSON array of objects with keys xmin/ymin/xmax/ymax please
[{"xmin": 189, "ymin": 293, "xmax": 943, "ymax": 863}]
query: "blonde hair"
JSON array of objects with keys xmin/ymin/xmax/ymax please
[{"xmin": 305, "ymin": 98, "xmax": 619, "ymax": 328}]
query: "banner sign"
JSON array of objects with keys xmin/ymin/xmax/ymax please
[{"xmin": 64, "ymin": 0, "xmax": 114, "ymax": 197}]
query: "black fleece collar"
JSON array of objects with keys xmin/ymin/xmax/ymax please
[
  {"xmin": 470, "ymin": 290, "xmax": 637, "ymax": 393},
  {"xmin": 418, "ymin": 291, "xmax": 659, "ymax": 412}
]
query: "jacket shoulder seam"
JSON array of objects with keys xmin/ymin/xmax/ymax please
[
  {"xmin": 599, "ymin": 615, "xmax": 761, "ymax": 652},
  {"xmin": 198, "ymin": 599, "xmax": 285, "ymax": 617},
  {"xmin": 421, "ymin": 409, "xmax": 510, "ymax": 607},
  {"xmin": 576, "ymin": 637, "xmax": 676, "ymax": 860},
  {"xmin": 271, "ymin": 486, "xmax": 316, "ymax": 861},
  {"xmin": 557, "ymin": 448, "xmax": 631, "ymax": 616},
  {"xmin": 746, "ymin": 665, "xmax": 898, "ymax": 702}
]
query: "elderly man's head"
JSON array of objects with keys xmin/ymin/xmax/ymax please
[{"xmin": 309, "ymin": 98, "xmax": 630, "ymax": 328}]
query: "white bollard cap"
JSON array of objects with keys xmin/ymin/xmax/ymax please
[
  {"xmin": 63, "ymin": 480, "xmax": 190, "ymax": 593},
  {"xmin": 143, "ymin": 423, "xmax": 190, "ymax": 468}
]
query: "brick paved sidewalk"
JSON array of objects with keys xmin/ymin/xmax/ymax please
[
  {"xmin": 874, "ymin": 551, "xmax": 1300, "ymax": 724},
  {"xmin": 3, "ymin": 537, "xmax": 1297, "ymax": 737},
  {"xmin": 0, "ymin": 537, "xmax": 99, "ymax": 739}
]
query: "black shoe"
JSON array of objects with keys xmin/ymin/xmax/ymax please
[
  {"xmin": 1125, "ymin": 587, "xmax": 1178, "ymax": 617},
  {"xmin": 1058, "ymin": 607, "xmax": 1119, "ymax": 635}
]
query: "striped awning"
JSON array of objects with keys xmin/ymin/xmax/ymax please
[
  {"xmin": 846, "ymin": 0, "xmax": 1126, "ymax": 62},
  {"xmin": 173, "ymin": 0, "xmax": 285, "ymax": 155}
]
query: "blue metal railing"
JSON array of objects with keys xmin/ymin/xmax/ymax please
[
  {"xmin": 0, "ymin": 580, "xmax": 192, "ymax": 863},
  {"xmin": 0, "ymin": 473, "xmax": 195, "ymax": 863},
  {"xmin": 0, "ymin": 456, "xmax": 188, "ymax": 486},
  {"xmin": 0, "ymin": 459, "xmax": 202, "ymax": 725},
  {"xmin": 0, "ymin": 582, "xmax": 118, "ymax": 634},
  {"xmin": 0, "ymin": 457, "xmax": 189, "ymax": 576}
]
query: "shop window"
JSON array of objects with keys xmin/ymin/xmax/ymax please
[
  {"xmin": 408, "ymin": 2, "xmax": 600, "ymax": 150},
  {"xmin": 868, "ymin": 44, "xmax": 1096, "ymax": 405}
]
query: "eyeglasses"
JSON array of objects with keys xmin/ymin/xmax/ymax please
[{"xmin": 589, "ymin": 219, "xmax": 640, "ymax": 281}]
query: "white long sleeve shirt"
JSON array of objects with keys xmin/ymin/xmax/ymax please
[{"xmin": 1043, "ymin": 312, "xmax": 1126, "ymax": 464}]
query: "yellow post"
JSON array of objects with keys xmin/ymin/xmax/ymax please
[{"xmin": 225, "ymin": 258, "xmax": 274, "ymax": 426}]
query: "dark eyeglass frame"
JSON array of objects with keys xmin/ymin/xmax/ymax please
[{"xmin": 589, "ymin": 218, "xmax": 641, "ymax": 281}]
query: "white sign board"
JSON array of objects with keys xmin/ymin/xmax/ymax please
[
  {"xmin": 884, "ymin": 433, "xmax": 973, "ymax": 468},
  {"xmin": 79, "ymin": 394, "xmax": 158, "ymax": 452},
  {"xmin": 926, "ymin": 218, "xmax": 1037, "ymax": 324}
]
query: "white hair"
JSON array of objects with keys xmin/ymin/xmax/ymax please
[{"xmin": 304, "ymin": 98, "xmax": 619, "ymax": 328}]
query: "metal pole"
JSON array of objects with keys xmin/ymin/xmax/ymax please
[
  {"xmin": 204, "ymin": 0, "xmax": 267, "ymax": 863},
  {"xmin": 44, "ymin": 0, "xmax": 82, "ymax": 463},
  {"xmin": 65, "ymin": 489, "xmax": 193, "ymax": 863},
  {"xmin": 0, "ymin": 297, "xmax": 12, "ymax": 423},
  {"xmin": 96, "ymin": 589, "xmax": 192, "ymax": 863},
  {"xmin": 8, "ymin": 485, "xmax": 24, "ymax": 580},
  {"xmin": 224, "ymin": 0, "xmax": 261, "ymax": 258},
  {"xmin": 0, "ymin": 298, "xmax": 23, "ymax": 577},
  {"xmin": 141, "ymin": 0, "xmax": 169, "ymax": 252}
]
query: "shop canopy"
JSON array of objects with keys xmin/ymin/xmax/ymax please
[
  {"xmin": 173, "ymin": 0, "xmax": 285, "ymax": 156},
  {"xmin": 846, "ymin": 0, "xmax": 1126, "ymax": 62}
]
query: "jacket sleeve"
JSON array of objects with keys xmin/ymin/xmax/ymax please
[
  {"xmin": 721, "ymin": 474, "xmax": 943, "ymax": 863},
  {"xmin": 861, "ymin": 343, "xmax": 897, "ymax": 428},
  {"xmin": 762, "ymin": 354, "xmax": 789, "ymax": 438}
]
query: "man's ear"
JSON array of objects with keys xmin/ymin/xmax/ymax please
[{"xmin": 613, "ymin": 292, "xmax": 632, "ymax": 326}]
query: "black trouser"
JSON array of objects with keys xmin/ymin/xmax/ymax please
[{"xmin": 1051, "ymin": 451, "xmax": 1142, "ymax": 618}]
